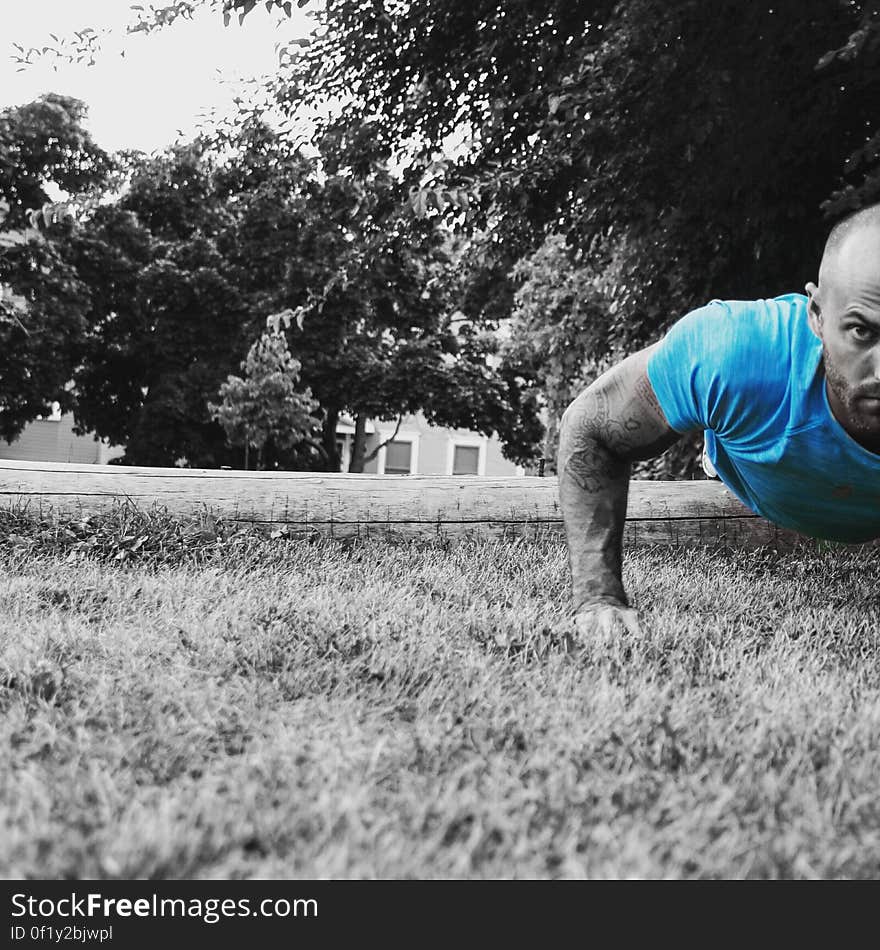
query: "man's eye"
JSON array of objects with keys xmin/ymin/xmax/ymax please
[{"xmin": 850, "ymin": 325, "xmax": 876, "ymax": 342}]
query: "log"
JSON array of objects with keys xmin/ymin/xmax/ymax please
[{"xmin": 0, "ymin": 458, "xmax": 813, "ymax": 549}]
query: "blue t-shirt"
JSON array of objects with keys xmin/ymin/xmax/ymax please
[{"xmin": 647, "ymin": 293, "xmax": 880, "ymax": 542}]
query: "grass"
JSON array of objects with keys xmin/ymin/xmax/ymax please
[{"xmin": 2, "ymin": 506, "xmax": 880, "ymax": 879}]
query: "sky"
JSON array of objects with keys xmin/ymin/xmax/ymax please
[{"xmin": 0, "ymin": 1, "xmax": 314, "ymax": 154}]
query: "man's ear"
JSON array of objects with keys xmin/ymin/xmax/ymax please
[{"xmin": 805, "ymin": 281, "xmax": 823, "ymax": 338}]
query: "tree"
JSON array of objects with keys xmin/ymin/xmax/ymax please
[
  {"xmin": 68, "ymin": 142, "xmax": 255, "ymax": 467},
  {"xmin": 285, "ymin": 0, "xmax": 878, "ymax": 474},
  {"xmin": 209, "ymin": 328, "xmax": 321, "ymax": 469},
  {"xmin": 0, "ymin": 198, "xmax": 34, "ymax": 331},
  {"xmin": 0, "ymin": 94, "xmax": 111, "ymax": 441},
  {"xmin": 251, "ymin": 120, "xmax": 542, "ymax": 471},
  {"xmin": 285, "ymin": 2, "xmax": 864, "ymax": 306},
  {"xmin": 22, "ymin": 3, "xmax": 880, "ymax": 345},
  {"xmin": 68, "ymin": 121, "xmax": 541, "ymax": 469},
  {"xmin": 814, "ymin": 7, "xmax": 880, "ymax": 218}
]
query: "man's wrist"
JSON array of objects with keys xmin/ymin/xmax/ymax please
[{"xmin": 573, "ymin": 590, "xmax": 629, "ymax": 615}]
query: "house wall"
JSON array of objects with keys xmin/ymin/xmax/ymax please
[
  {"xmin": 0, "ymin": 413, "xmax": 122, "ymax": 464},
  {"xmin": 358, "ymin": 413, "xmax": 522, "ymax": 476}
]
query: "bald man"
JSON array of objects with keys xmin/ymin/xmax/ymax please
[{"xmin": 558, "ymin": 204, "xmax": 880, "ymax": 642}]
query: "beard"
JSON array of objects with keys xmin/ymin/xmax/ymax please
[{"xmin": 822, "ymin": 343, "xmax": 880, "ymax": 447}]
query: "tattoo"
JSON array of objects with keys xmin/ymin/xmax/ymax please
[
  {"xmin": 634, "ymin": 373, "xmax": 664, "ymax": 420},
  {"xmin": 558, "ymin": 371, "xmax": 677, "ymax": 483},
  {"xmin": 557, "ymin": 351, "xmax": 681, "ymax": 613}
]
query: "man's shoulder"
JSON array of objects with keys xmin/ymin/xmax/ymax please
[
  {"xmin": 647, "ymin": 293, "xmax": 815, "ymax": 436},
  {"xmin": 665, "ymin": 293, "xmax": 812, "ymax": 363},
  {"xmin": 685, "ymin": 292, "xmax": 807, "ymax": 329}
]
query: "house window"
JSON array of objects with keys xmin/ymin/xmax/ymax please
[
  {"xmin": 384, "ymin": 439, "xmax": 412, "ymax": 475},
  {"xmin": 452, "ymin": 444, "xmax": 481, "ymax": 476}
]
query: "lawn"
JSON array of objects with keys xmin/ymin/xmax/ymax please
[{"xmin": 2, "ymin": 507, "xmax": 880, "ymax": 879}]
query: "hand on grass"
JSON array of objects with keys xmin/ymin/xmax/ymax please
[{"xmin": 564, "ymin": 603, "xmax": 643, "ymax": 653}]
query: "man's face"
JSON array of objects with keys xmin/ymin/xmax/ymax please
[{"xmin": 807, "ymin": 226, "xmax": 880, "ymax": 451}]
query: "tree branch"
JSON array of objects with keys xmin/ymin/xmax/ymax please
[{"xmin": 363, "ymin": 414, "xmax": 404, "ymax": 464}]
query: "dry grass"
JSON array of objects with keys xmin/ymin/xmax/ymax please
[{"xmin": 2, "ymin": 507, "xmax": 880, "ymax": 879}]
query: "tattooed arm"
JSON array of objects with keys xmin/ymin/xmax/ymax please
[{"xmin": 557, "ymin": 343, "xmax": 682, "ymax": 635}]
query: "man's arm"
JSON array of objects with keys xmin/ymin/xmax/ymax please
[{"xmin": 557, "ymin": 343, "xmax": 683, "ymax": 630}]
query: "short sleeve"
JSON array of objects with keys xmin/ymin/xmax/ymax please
[{"xmin": 646, "ymin": 298, "xmax": 790, "ymax": 443}]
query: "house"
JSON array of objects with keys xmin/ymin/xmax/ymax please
[
  {"xmin": 335, "ymin": 412, "xmax": 525, "ymax": 476},
  {"xmin": 0, "ymin": 405, "xmax": 122, "ymax": 465},
  {"xmin": 1, "ymin": 407, "xmax": 527, "ymax": 475}
]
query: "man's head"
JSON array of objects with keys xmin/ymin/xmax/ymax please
[{"xmin": 806, "ymin": 203, "xmax": 880, "ymax": 450}]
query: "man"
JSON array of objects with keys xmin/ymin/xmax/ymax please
[{"xmin": 557, "ymin": 203, "xmax": 880, "ymax": 641}]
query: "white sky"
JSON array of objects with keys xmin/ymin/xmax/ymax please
[{"xmin": 0, "ymin": 1, "xmax": 313, "ymax": 153}]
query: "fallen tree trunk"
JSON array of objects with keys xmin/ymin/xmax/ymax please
[{"xmin": 0, "ymin": 459, "xmax": 817, "ymax": 549}]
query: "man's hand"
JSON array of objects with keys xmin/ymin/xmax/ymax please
[{"xmin": 563, "ymin": 603, "xmax": 643, "ymax": 653}]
